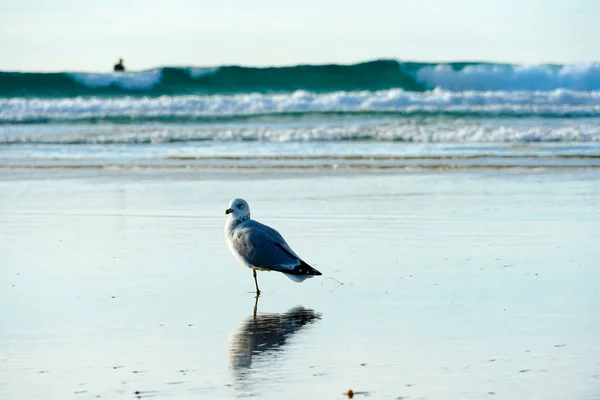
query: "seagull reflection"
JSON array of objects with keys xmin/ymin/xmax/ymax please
[{"xmin": 228, "ymin": 298, "xmax": 321, "ymax": 373}]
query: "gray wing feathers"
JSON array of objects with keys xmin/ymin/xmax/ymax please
[{"xmin": 233, "ymin": 220, "xmax": 300, "ymax": 270}]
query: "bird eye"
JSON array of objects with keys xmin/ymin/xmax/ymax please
[{"xmin": 237, "ymin": 204, "xmax": 243, "ymax": 208}]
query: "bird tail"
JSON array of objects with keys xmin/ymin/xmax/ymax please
[{"xmin": 281, "ymin": 260, "xmax": 322, "ymax": 283}]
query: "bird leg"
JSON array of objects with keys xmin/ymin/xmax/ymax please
[
  {"xmin": 253, "ymin": 269, "xmax": 261, "ymax": 296},
  {"xmin": 253, "ymin": 293, "xmax": 259, "ymax": 321}
]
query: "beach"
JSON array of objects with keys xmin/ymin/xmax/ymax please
[
  {"xmin": 1, "ymin": 166, "xmax": 599, "ymax": 399},
  {"xmin": 1, "ymin": 59, "xmax": 600, "ymax": 399}
]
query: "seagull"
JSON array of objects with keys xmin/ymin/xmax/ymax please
[{"xmin": 224, "ymin": 198, "xmax": 321, "ymax": 294}]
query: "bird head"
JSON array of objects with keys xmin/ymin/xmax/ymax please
[{"xmin": 225, "ymin": 198, "xmax": 250, "ymax": 220}]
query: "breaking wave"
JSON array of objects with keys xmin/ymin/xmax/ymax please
[
  {"xmin": 1, "ymin": 89, "xmax": 600, "ymax": 123},
  {"xmin": 2, "ymin": 60, "xmax": 600, "ymax": 98}
]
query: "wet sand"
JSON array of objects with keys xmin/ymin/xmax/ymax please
[{"xmin": 1, "ymin": 169, "xmax": 599, "ymax": 399}]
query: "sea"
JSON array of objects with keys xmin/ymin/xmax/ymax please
[{"xmin": 1, "ymin": 59, "xmax": 600, "ymax": 170}]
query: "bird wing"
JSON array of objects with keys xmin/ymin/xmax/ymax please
[{"xmin": 232, "ymin": 219, "xmax": 301, "ymax": 271}]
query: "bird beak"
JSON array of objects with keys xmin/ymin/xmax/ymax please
[{"xmin": 225, "ymin": 208, "xmax": 233, "ymax": 215}]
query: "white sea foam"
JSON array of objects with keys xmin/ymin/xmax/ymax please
[
  {"xmin": 415, "ymin": 63, "xmax": 600, "ymax": 91},
  {"xmin": 2, "ymin": 119, "xmax": 599, "ymax": 144},
  {"xmin": 69, "ymin": 69, "xmax": 164, "ymax": 89},
  {"xmin": 1, "ymin": 89, "xmax": 600, "ymax": 123},
  {"xmin": 67, "ymin": 67, "xmax": 218, "ymax": 90}
]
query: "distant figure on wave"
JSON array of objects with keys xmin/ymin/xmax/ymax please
[{"xmin": 114, "ymin": 58, "xmax": 125, "ymax": 72}]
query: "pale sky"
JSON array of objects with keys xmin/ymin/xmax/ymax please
[{"xmin": 1, "ymin": 0, "xmax": 598, "ymax": 72}]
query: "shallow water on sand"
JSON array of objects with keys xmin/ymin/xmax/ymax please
[{"xmin": 1, "ymin": 170, "xmax": 599, "ymax": 399}]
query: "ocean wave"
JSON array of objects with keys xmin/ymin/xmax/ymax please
[
  {"xmin": 1, "ymin": 89, "xmax": 600, "ymax": 123},
  {"xmin": 415, "ymin": 63, "xmax": 600, "ymax": 91},
  {"xmin": 2, "ymin": 60, "xmax": 600, "ymax": 98},
  {"xmin": 0, "ymin": 61, "xmax": 422, "ymax": 97},
  {"xmin": 2, "ymin": 120, "xmax": 599, "ymax": 144},
  {"xmin": 68, "ymin": 69, "xmax": 164, "ymax": 90}
]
